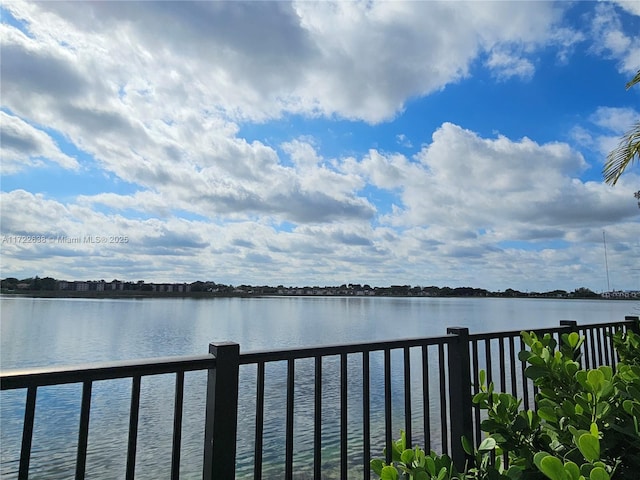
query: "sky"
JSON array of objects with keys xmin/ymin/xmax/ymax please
[{"xmin": 0, "ymin": 1, "xmax": 639, "ymax": 293}]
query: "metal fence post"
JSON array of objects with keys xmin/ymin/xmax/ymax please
[
  {"xmin": 625, "ymin": 316, "xmax": 640, "ymax": 334},
  {"xmin": 559, "ymin": 320, "xmax": 578, "ymax": 330},
  {"xmin": 203, "ymin": 342, "xmax": 240, "ymax": 480},
  {"xmin": 446, "ymin": 327, "xmax": 473, "ymax": 471}
]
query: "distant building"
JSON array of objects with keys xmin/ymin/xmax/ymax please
[{"xmin": 601, "ymin": 290, "xmax": 639, "ymax": 299}]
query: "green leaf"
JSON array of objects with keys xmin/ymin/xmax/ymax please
[
  {"xmin": 526, "ymin": 365, "xmax": 549, "ymax": 380},
  {"xmin": 538, "ymin": 407, "xmax": 558, "ymax": 423},
  {"xmin": 567, "ymin": 332, "xmax": 580, "ymax": 348},
  {"xmin": 371, "ymin": 459, "xmax": 385, "ymax": 475},
  {"xmin": 506, "ymin": 465, "xmax": 525, "ymax": 479},
  {"xmin": 523, "ymin": 409, "xmax": 536, "ymax": 428},
  {"xmin": 563, "ymin": 461, "xmax": 581, "ymax": 480},
  {"xmin": 599, "ymin": 365, "xmax": 613, "ymax": 380},
  {"xmin": 578, "ymin": 433, "xmax": 600, "ymax": 463},
  {"xmin": 587, "ymin": 370, "xmax": 605, "ymax": 393},
  {"xmin": 401, "ymin": 448, "xmax": 414, "ymax": 465},
  {"xmin": 595, "ymin": 402, "xmax": 610, "ymax": 418},
  {"xmin": 538, "ymin": 455, "xmax": 568, "ymax": 480},
  {"xmin": 391, "ymin": 431, "xmax": 405, "ymax": 462},
  {"xmin": 533, "ymin": 452, "xmax": 550, "ymax": 471},
  {"xmin": 589, "ymin": 467, "xmax": 610, "ymax": 480},
  {"xmin": 380, "ymin": 465, "xmax": 399, "ymax": 480},
  {"xmin": 414, "ymin": 471, "xmax": 429, "ymax": 480},
  {"xmin": 623, "ymin": 399, "xmax": 634, "ymax": 414},
  {"xmin": 478, "ymin": 437, "xmax": 497, "ymax": 453},
  {"xmin": 424, "ymin": 456, "xmax": 436, "ymax": 476},
  {"xmin": 462, "ymin": 435, "xmax": 474, "ymax": 456},
  {"xmin": 518, "ymin": 350, "xmax": 532, "ymax": 362}
]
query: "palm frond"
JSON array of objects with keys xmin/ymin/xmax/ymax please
[
  {"xmin": 603, "ymin": 121, "xmax": 640, "ymax": 185},
  {"xmin": 626, "ymin": 69, "xmax": 640, "ymax": 90}
]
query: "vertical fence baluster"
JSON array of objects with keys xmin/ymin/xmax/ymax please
[
  {"xmin": 285, "ymin": 359, "xmax": 295, "ymax": 480},
  {"xmin": 581, "ymin": 327, "xmax": 591, "ymax": 369},
  {"xmin": 254, "ymin": 362, "xmax": 265, "ymax": 480},
  {"xmin": 589, "ymin": 329, "xmax": 597, "ymax": 370},
  {"xmin": 438, "ymin": 344, "xmax": 448, "ymax": 455},
  {"xmin": 596, "ymin": 328, "xmax": 604, "ymax": 366},
  {"xmin": 498, "ymin": 337, "xmax": 506, "ymax": 392},
  {"xmin": 603, "ymin": 326, "xmax": 611, "ymax": 366},
  {"xmin": 76, "ymin": 381, "xmax": 92, "ymax": 480},
  {"xmin": 403, "ymin": 347, "xmax": 412, "ymax": 447},
  {"xmin": 340, "ymin": 353, "xmax": 348, "ymax": 479},
  {"xmin": 610, "ymin": 326, "xmax": 615, "ymax": 364},
  {"xmin": 471, "ymin": 339, "xmax": 481, "ymax": 446},
  {"xmin": 421, "ymin": 345, "xmax": 431, "ymax": 449},
  {"xmin": 203, "ymin": 342, "xmax": 240, "ymax": 480},
  {"xmin": 126, "ymin": 376, "xmax": 141, "ymax": 480},
  {"xmin": 19, "ymin": 385, "xmax": 37, "ymax": 479},
  {"xmin": 362, "ymin": 351, "xmax": 370, "ymax": 480},
  {"xmin": 484, "ymin": 339, "xmax": 493, "ymax": 387},
  {"xmin": 520, "ymin": 335, "xmax": 531, "ymax": 410},
  {"xmin": 171, "ymin": 371, "xmax": 184, "ymax": 480},
  {"xmin": 314, "ymin": 357, "xmax": 322, "ymax": 480},
  {"xmin": 384, "ymin": 348, "xmax": 392, "ymax": 464},
  {"xmin": 508, "ymin": 336, "xmax": 517, "ymax": 398}
]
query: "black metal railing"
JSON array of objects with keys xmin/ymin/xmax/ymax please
[{"xmin": 1, "ymin": 316, "xmax": 638, "ymax": 479}]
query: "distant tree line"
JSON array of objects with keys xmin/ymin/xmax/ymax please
[{"xmin": 0, "ymin": 276, "xmax": 609, "ymax": 299}]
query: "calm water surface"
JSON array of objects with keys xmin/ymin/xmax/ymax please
[{"xmin": 1, "ymin": 296, "xmax": 637, "ymax": 479}]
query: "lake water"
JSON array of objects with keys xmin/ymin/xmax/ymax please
[{"xmin": 1, "ymin": 296, "xmax": 637, "ymax": 479}]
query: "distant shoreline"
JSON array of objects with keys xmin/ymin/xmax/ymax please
[{"xmin": 1, "ymin": 291, "xmax": 635, "ymax": 301}]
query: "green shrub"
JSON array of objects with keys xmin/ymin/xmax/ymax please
[{"xmin": 371, "ymin": 329, "xmax": 640, "ymax": 480}]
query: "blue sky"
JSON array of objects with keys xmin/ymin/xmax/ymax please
[{"xmin": 1, "ymin": 1, "xmax": 638, "ymax": 292}]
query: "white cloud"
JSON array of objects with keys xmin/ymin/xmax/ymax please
[
  {"xmin": 590, "ymin": 106, "xmax": 639, "ymax": 133},
  {"xmin": 485, "ymin": 49, "xmax": 535, "ymax": 80},
  {"xmin": 0, "ymin": 112, "xmax": 79, "ymax": 173},
  {"xmin": 345, "ymin": 122, "xmax": 632, "ymax": 242},
  {"xmin": 395, "ymin": 134, "xmax": 413, "ymax": 148},
  {"xmin": 2, "ymin": 1, "xmax": 574, "ymax": 126},
  {"xmin": 611, "ymin": 1, "xmax": 640, "ymax": 18},
  {"xmin": 578, "ymin": 106, "xmax": 640, "ymax": 159},
  {"xmin": 591, "ymin": 3, "xmax": 640, "ymax": 75}
]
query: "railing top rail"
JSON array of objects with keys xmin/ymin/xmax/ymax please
[
  {"xmin": 468, "ymin": 319, "xmax": 635, "ymax": 342},
  {"xmin": 575, "ymin": 319, "xmax": 637, "ymax": 330},
  {"xmin": 0, "ymin": 354, "xmax": 216, "ymax": 390},
  {"xmin": 3, "ymin": 318, "xmax": 635, "ymax": 390},
  {"xmin": 239, "ymin": 334, "xmax": 452, "ymax": 364}
]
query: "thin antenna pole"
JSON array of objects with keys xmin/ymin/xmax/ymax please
[{"xmin": 603, "ymin": 231, "xmax": 611, "ymax": 292}]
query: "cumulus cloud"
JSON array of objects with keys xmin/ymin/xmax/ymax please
[
  {"xmin": 584, "ymin": 106, "xmax": 640, "ymax": 158},
  {"xmin": 0, "ymin": 112, "xmax": 79, "ymax": 173},
  {"xmin": 590, "ymin": 2, "xmax": 640, "ymax": 75},
  {"xmin": 341, "ymin": 121, "xmax": 638, "ymax": 266},
  {"xmin": 2, "ymin": 0, "xmax": 574, "ymax": 125},
  {"xmin": 485, "ymin": 49, "xmax": 535, "ymax": 80},
  {"xmin": 590, "ymin": 107, "xmax": 639, "ymax": 134},
  {"xmin": 612, "ymin": 1, "xmax": 640, "ymax": 17}
]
